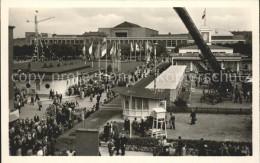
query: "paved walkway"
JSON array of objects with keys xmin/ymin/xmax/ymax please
[
  {"xmin": 19, "ymin": 93, "xmax": 107, "ymax": 120},
  {"xmin": 165, "ymin": 113, "xmax": 252, "ymax": 142}
]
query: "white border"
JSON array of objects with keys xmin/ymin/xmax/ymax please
[{"xmin": 1, "ymin": 1, "xmax": 259, "ymax": 163}]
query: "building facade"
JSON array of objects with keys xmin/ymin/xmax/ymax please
[{"xmin": 22, "ymin": 21, "xmax": 249, "ymax": 50}]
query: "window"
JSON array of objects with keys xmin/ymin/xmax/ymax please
[
  {"xmin": 143, "ymin": 98, "xmax": 149, "ymax": 110},
  {"xmin": 125, "ymin": 96, "xmax": 129, "ymax": 109},
  {"xmin": 115, "ymin": 32, "xmax": 127, "ymax": 37},
  {"xmin": 132, "ymin": 97, "xmax": 136, "ymax": 109},
  {"xmin": 137, "ymin": 98, "xmax": 142, "ymax": 110}
]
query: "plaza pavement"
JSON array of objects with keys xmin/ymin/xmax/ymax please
[
  {"xmin": 165, "ymin": 113, "xmax": 252, "ymax": 142},
  {"xmin": 19, "ymin": 93, "xmax": 107, "ymax": 120}
]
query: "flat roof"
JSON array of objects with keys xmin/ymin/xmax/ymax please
[
  {"xmin": 145, "ymin": 65, "xmax": 186, "ymax": 90},
  {"xmin": 113, "ymin": 87, "xmax": 169, "ymax": 100}
]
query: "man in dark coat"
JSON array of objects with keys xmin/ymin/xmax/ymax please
[
  {"xmin": 34, "ymin": 114, "xmax": 40, "ymax": 122},
  {"xmin": 190, "ymin": 109, "xmax": 196, "ymax": 125},
  {"xmin": 114, "ymin": 133, "xmax": 120, "ymax": 155},
  {"xmin": 104, "ymin": 122, "xmax": 110, "ymax": 142},
  {"xmin": 124, "ymin": 118, "xmax": 130, "ymax": 134},
  {"xmin": 140, "ymin": 119, "xmax": 145, "ymax": 137},
  {"xmin": 176, "ymin": 136, "xmax": 184, "ymax": 156},
  {"xmin": 120, "ymin": 134, "xmax": 127, "ymax": 156},
  {"xmin": 170, "ymin": 113, "xmax": 175, "ymax": 130}
]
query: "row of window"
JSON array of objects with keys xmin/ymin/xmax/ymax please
[{"xmin": 125, "ymin": 97, "xmax": 149, "ymax": 110}]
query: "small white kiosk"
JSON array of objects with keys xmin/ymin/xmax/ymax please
[{"xmin": 151, "ymin": 107, "xmax": 167, "ymax": 139}]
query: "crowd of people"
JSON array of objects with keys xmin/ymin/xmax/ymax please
[
  {"xmin": 155, "ymin": 136, "xmax": 251, "ymax": 156},
  {"xmin": 10, "ymin": 87, "xmax": 104, "ymax": 156}
]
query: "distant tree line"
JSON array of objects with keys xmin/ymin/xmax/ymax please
[{"xmin": 13, "ymin": 41, "xmax": 167, "ymax": 60}]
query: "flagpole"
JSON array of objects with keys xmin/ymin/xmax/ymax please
[
  {"xmin": 134, "ymin": 41, "xmax": 136, "ymax": 61},
  {"xmin": 139, "ymin": 42, "xmax": 142, "ymax": 61},
  {"xmin": 117, "ymin": 40, "xmax": 119, "ymax": 71},
  {"xmin": 106, "ymin": 40, "xmax": 107, "ymax": 74},
  {"xmin": 130, "ymin": 41, "xmax": 131, "ymax": 62},
  {"xmin": 98, "ymin": 41, "xmax": 101, "ymax": 81}
]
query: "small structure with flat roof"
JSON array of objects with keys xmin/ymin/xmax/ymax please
[{"xmin": 113, "ymin": 65, "xmax": 186, "ymax": 121}]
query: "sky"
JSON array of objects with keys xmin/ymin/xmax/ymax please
[{"xmin": 9, "ymin": 7, "xmax": 253, "ymax": 38}]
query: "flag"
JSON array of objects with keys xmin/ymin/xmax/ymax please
[
  {"xmin": 112, "ymin": 42, "xmax": 117, "ymax": 60},
  {"xmin": 117, "ymin": 41, "xmax": 121, "ymax": 60},
  {"xmin": 82, "ymin": 46, "xmax": 86, "ymax": 55},
  {"xmin": 94, "ymin": 43, "xmax": 100, "ymax": 59},
  {"xmin": 148, "ymin": 42, "xmax": 153, "ymax": 53},
  {"xmin": 100, "ymin": 43, "xmax": 107, "ymax": 57},
  {"xmin": 110, "ymin": 42, "xmax": 115, "ymax": 55},
  {"xmin": 89, "ymin": 42, "xmax": 93, "ymax": 55},
  {"xmin": 202, "ymin": 9, "xmax": 206, "ymax": 19},
  {"xmin": 135, "ymin": 42, "xmax": 140, "ymax": 52},
  {"xmin": 130, "ymin": 42, "xmax": 134, "ymax": 52}
]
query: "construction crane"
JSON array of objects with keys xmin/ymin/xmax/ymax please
[
  {"xmin": 27, "ymin": 10, "xmax": 55, "ymax": 60},
  {"xmin": 173, "ymin": 7, "xmax": 233, "ymax": 104}
]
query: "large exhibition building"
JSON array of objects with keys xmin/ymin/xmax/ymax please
[{"xmin": 14, "ymin": 21, "xmax": 250, "ymax": 50}]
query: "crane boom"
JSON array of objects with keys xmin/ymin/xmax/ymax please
[
  {"xmin": 38, "ymin": 17, "xmax": 55, "ymax": 23},
  {"xmin": 173, "ymin": 7, "xmax": 222, "ymax": 73}
]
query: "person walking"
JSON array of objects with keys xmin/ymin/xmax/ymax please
[
  {"xmin": 35, "ymin": 93, "xmax": 40, "ymax": 102},
  {"xmin": 49, "ymin": 89, "xmax": 52, "ymax": 99},
  {"xmin": 90, "ymin": 93, "xmax": 93, "ymax": 102},
  {"xmin": 170, "ymin": 113, "xmax": 175, "ymax": 130},
  {"xmin": 38, "ymin": 100, "xmax": 42, "ymax": 111},
  {"xmin": 104, "ymin": 122, "xmax": 110, "ymax": 142},
  {"xmin": 120, "ymin": 134, "xmax": 127, "ymax": 156},
  {"xmin": 108, "ymin": 139, "xmax": 115, "ymax": 156},
  {"xmin": 190, "ymin": 109, "xmax": 196, "ymax": 125},
  {"xmin": 30, "ymin": 96, "xmax": 34, "ymax": 105}
]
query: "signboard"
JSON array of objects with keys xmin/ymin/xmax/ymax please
[
  {"xmin": 201, "ymin": 32, "xmax": 210, "ymax": 43},
  {"xmin": 159, "ymin": 100, "xmax": 166, "ymax": 110}
]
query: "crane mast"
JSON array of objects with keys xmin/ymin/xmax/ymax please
[{"xmin": 27, "ymin": 11, "xmax": 55, "ymax": 60}]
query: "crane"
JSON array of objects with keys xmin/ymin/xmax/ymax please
[
  {"xmin": 173, "ymin": 7, "xmax": 233, "ymax": 104},
  {"xmin": 27, "ymin": 10, "xmax": 55, "ymax": 60}
]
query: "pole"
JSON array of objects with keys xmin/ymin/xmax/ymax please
[
  {"xmin": 134, "ymin": 41, "xmax": 136, "ymax": 61},
  {"xmin": 139, "ymin": 42, "xmax": 141, "ymax": 61},
  {"xmin": 130, "ymin": 41, "xmax": 131, "ymax": 62},
  {"xmin": 106, "ymin": 40, "xmax": 107, "ymax": 74},
  {"xmin": 154, "ymin": 44, "xmax": 157, "ymax": 93},
  {"xmin": 204, "ymin": 8, "xmax": 206, "ymax": 26},
  {"xmin": 35, "ymin": 15, "xmax": 39, "ymax": 60},
  {"xmin": 98, "ymin": 42, "xmax": 101, "ymax": 81}
]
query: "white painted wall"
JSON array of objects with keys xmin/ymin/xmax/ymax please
[{"xmin": 15, "ymin": 76, "xmax": 78, "ymax": 95}]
